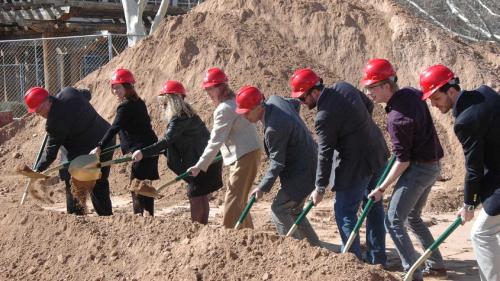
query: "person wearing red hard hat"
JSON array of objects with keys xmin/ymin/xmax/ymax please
[
  {"xmin": 188, "ymin": 67, "xmax": 262, "ymax": 229},
  {"xmin": 24, "ymin": 86, "xmax": 114, "ymax": 216},
  {"xmin": 131, "ymin": 80, "xmax": 223, "ymax": 224},
  {"xmin": 91, "ymin": 68, "xmax": 159, "ymax": 217},
  {"xmin": 420, "ymin": 65, "xmax": 500, "ymax": 281},
  {"xmin": 361, "ymin": 59, "xmax": 447, "ymax": 280},
  {"xmin": 291, "ymin": 68, "xmax": 389, "ymax": 265},
  {"xmin": 235, "ymin": 85, "xmax": 320, "ymax": 245}
]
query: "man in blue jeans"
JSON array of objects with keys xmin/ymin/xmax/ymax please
[
  {"xmin": 362, "ymin": 59, "xmax": 447, "ymax": 280},
  {"xmin": 290, "ymin": 68, "xmax": 389, "ymax": 265}
]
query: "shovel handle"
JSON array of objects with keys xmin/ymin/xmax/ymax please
[
  {"xmin": 234, "ymin": 194, "xmax": 256, "ymax": 229},
  {"xmin": 404, "ymin": 217, "xmax": 462, "ymax": 281},
  {"xmin": 102, "ymin": 144, "xmax": 120, "ymax": 154},
  {"xmin": 99, "ymin": 155, "xmax": 133, "ymax": 167},
  {"xmin": 286, "ymin": 200, "xmax": 314, "ymax": 237},
  {"xmin": 342, "ymin": 155, "xmax": 396, "ymax": 253},
  {"xmin": 20, "ymin": 134, "xmax": 49, "ymax": 205}
]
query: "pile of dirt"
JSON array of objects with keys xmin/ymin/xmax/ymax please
[
  {"xmin": 0, "ymin": 206, "xmax": 397, "ymax": 280},
  {"xmin": 0, "ymin": 0, "xmax": 499, "ymax": 210}
]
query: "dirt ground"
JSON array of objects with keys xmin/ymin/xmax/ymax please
[{"xmin": 0, "ymin": 0, "xmax": 498, "ymax": 279}]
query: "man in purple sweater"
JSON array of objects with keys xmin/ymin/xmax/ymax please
[{"xmin": 361, "ymin": 59, "xmax": 447, "ymax": 281}]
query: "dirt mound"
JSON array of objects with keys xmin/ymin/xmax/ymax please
[{"xmin": 0, "ymin": 206, "xmax": 396, "ymax": 280}]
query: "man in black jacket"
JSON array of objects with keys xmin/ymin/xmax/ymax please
[
  {"xmin": 290, "ymin": 68, "xmax": 389, "ymax": 265},
  {"xmin": 421, "ymin": 65, "xmax": 500, "ymax": 281},
  {"xmin": 24, "ymin": 86, "xmax": 113, "ymax": 215}
]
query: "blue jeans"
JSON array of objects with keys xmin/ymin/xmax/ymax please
[
  {"xmin": 334, "ymin": 169, "xmax": 387, "ymax": 266},
  {"xmin": 385, "ymin": 162, "xmax": 445, "ymax": 280}
]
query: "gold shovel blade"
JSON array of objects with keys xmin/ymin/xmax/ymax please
[
  {"xmin": 15, "ymin": 164, "xmax": 50, "ymax": 179},
  {"xmin": 68, "ymin": 154, "xmax": 102, "ymax": 181}
]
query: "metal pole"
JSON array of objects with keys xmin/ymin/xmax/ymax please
[
  {"xmin": 34, "ymin": 40, "xmax": 40, "ymax": 85},
  {"xmin": 107, "ymin": 34, "xmax": 113, "ymax": 61}
]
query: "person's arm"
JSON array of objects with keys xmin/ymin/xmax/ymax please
[
  {"xmin": 315, "ymin": 109, "xmax": 340, "ymax": 191},
  {"xmin": 257, "ymin": 126, "xmax": 288, "ymax": 193},
  {"xmin": 141, "ymin": 116, "xmax": 187, "ymax": 158},
  {"xmin": 455, "ymin": 119, "xmax": 484, "ymax": 206},
  {"xmin": 98, "ymin": 104, "xmax": 127, "ymax": 148},
  {"xmin": 35, "ymin": 128, "xmax": 66, "ymax": 172},
  {"xmin": 369, "ymin": 116, "xmax": 413, "ymax": 201},
  {"xmin": 194, "ymin": 104, "xmax": 236, "ymax": 172}
]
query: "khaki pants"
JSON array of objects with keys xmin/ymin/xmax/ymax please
[{"xmin": 223, "ymin": 149, "xmax": 261, "ymax": 229}]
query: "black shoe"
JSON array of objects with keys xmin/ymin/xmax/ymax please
[{"xmin": 422, "ymin": 267, "xmax": 448, "ymax": 279}]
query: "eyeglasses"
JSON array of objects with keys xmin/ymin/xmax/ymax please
[{"xmin": 299, "ymin": 89, "xmax": 312, "ymax": 102}]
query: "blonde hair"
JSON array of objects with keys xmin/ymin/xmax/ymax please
[{"xmin": 157, "ymin": 94, "xmax": 196, "ymax": 122}]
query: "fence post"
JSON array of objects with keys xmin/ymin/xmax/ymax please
[{"xmin": 107, "ymin": 34, "xmax": 113, "ymax": 61}]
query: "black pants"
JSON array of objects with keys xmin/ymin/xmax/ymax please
[
  {"xmin": 131, "ymin": 191, "xmax": 154, "ymax": 216},
  {"xmin": 64, "ymin": 167, "xmax": 113, "ymax": 216}
]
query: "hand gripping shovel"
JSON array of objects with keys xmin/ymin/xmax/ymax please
[
  {"xmin": 16, "ymin": 144, "xmax": 120, "ymax": 180},
  {"xmin": 342, "ymin": 155, "xmax": 396, "ymax": 254},
  {"xmin": 403, "ymin": 217, "xmax": 462, "ymax": 281},
  {"xmin": 234, "ymin": 194, "xmax": 256, "ymax": 230},
  {"xmin": 19, "ymin": 134, "xmax": 49, "ymax": 205},
  {"xmin": 135, "ymin": 155, "xmax": 224, "ymax": 198},
  {"xmin": 286, "ymin": 200, "xmax": 314, "ymax": 237}
]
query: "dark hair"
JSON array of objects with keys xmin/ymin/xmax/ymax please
[
  {"xmin": 308, "ymin": 78, "xmax": 325, "ymax": 93},
  {"xmin": 439, "ymin": 77, "xmax": 461, "ymax": 93},
  {"xmin": 122, "ymin": 83, "xmax": 139, "ymax": 101}
]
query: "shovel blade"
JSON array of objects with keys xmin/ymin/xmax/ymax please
[
  {"xmin": 68, "ymin": 154, "xmax": 102, "ymax": 181},
  {"xmin": 131, "ymin": 179, "xmax": 160, "ymax": 198},
  {"xmin": 15, "ymin": 164, "xmax": 50, "ymax": 179}
]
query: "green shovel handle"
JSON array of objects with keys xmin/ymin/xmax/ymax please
[
  {"xmin": 101, "ymin": 144, "xmax": 120, "ymax": 154},
  {"xmin": 235, "ymin": 194, "xmax": 256, "ymax": 229},
  {"xmin": 430, "ymin": 216, "xmax": 462, "ymax": 251},
  {"xmin": 294, "ymin": 200, "xmax": 314, "ymax": 226},
  {"xmin": 352, "ymin": 155, "xmax": 396, "ymax": 233}
]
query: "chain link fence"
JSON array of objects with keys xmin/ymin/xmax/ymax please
[{"xmin": 0, "ymin": 33, "xmax": 131, "ymax": 118}]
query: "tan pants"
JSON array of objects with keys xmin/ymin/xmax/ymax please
[{"xmin": 223, "ymin": 149, "xmax": 261, "ymax": 229}]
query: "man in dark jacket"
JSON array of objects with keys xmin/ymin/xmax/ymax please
[
  {"xmin": 362, "ymin": 59, "xmax": 446, "ymax": 280},
  {"xmin": 235, "ymin": 85, "xmax": 320, "ymax": 246},
  {"xmin": 289, "ymin": 69, "xmax": 389, "ymax": 263},
  {"xmin": 421, "ymin": 64, "xmax": 500, "ymax": 281},
  {"xmin": 24, "ymin": 86, "xmax": 113, "ymax": 215}
]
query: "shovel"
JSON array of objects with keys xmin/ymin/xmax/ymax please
[
  {"xmin": 234, "ymin": 194, "xmax": 256, "ymax": 230},
  {"xmin": 69, "ymin": 154, "xmax": 133, "ymax": 181},
  {"xmin": 69, "ymin": 149, "xmax": 164, "ymax": 181},
  {"xmin": 16, "ymin": 144, "xmax": 120, "ymax": 180},
  {"xmin": 403, "ymin": 217, "xmax": 462, "ymax": 281},
  {"xmin": 342, "ymin": 155, "xmax": 396, "ymax": 254},
  {"xmin": 286, "ymin": 200, "xmax": 314, "ymax": 237},
  {"xmin": 135, "ymin": 155, "xmax": 224, "ymax": 198},
  {"xmin": 20, "ymin": 134, "xmax": 49, "ymax": 205}
]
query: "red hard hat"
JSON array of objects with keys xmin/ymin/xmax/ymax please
[
  {"xmin": 420, "ymin": 64, "xmax": 455, "ymax": 100},
  {"xmin": 160, "ymin": 80, "xmax": 186, "ymax": 97},
  {"xmin": 290, "ymin": 68, "xmax": 320, "ymax": 98},
  {"xmin": 111, "ymin": 68, "xmax": 135, "ymax": 85},
  {"xmin": 202, "ymin": 68, "xmax": 228, "ymax": 89},
  {"xmin": 235, "ymin": 85, "xmax": 263, "ymax": 114},
  {"xmin": 361, "ymin": 58, "xmax": 396, "ymax": 87},
  {"xmin": 24, "ymin": 87, "xmax": 49, "ymax": 113}
]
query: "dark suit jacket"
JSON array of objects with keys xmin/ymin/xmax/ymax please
[
  {"xmin": 36, "ymin": 87, "xmax": 111, "ymax": 172},
  {"xmin": 141, "ymin": 114, "xmax": 222, "ymax": 194},
  {"xmin": 258, "ymin": 96, "xmax": 317, "ymax": 202},
  {"xmin": 453, "ymin": 85, "xmax": 500, "ymax": 216},
  {"xmin": 99, "ymin": 97, "xmax": 157, "ymax": 154},
  {"xmin": 315, "ymin": 82, "xmax": 389, "ymax": 191}
]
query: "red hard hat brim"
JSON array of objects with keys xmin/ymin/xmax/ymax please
[
  {"xmin": 421, "ymin": 79, "xmax": 450, "ymax": 100},
  {"xmin": 235, "ymin": 107, "xmax": 251, "ymax": 114},
  {"xmin": 291, "ymin": 90, "xmax": 306, "ymax": 99},
  {"xmin": 28, "ymin": 107, "xmax": 36, "ymax": 113},
  {"xmin": 203, "ymin": 81, "xmax": 224, "ymax": 89},
  {"xmin": 361, "ymin": 78, "xmax": 380, "ymax": 87}
]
